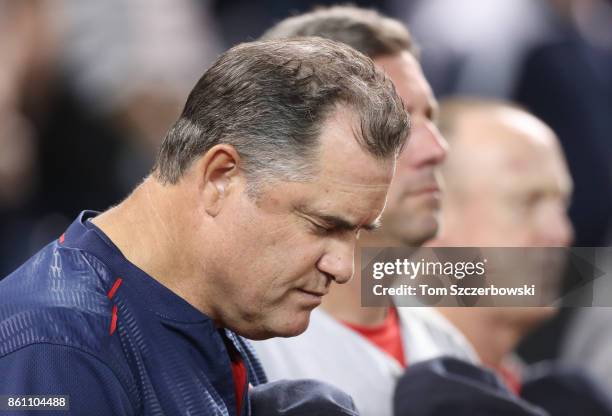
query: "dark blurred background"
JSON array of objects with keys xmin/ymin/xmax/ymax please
[{"xmin": 1, "ymin": 0, "xmax": 610, "ymax": 371}]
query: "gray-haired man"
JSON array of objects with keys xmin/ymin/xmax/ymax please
[
  {"xmin": 0, "ymin": 37, "xmax": 408, "ymax": 415},
  {"xmin": 254, "ymin": 7, "xmax": 453, "ymax": 416}
]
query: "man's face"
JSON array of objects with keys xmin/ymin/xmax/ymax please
[
  {"xmin": 210, "ymin": 109, "xmax": 394, "ymax": 339},
  {"xmin": 374, "ymin": 52, "xmax": 448, "ymax": 246},
  {"xmin": 443, "ymin": 110, "xmax": 574, "ymax": 247},
  {"xmin": 439, "ymin": 109, "xmax": 574, "ymax": 330}
]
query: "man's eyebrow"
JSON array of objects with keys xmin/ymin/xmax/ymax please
[
  {"xmin": 298, "ymin": 207, "xmax": 381, "ymax": 232},
  {"xmin": 363, "ymin": 217, "xmax": 382, "ymax": 231}
]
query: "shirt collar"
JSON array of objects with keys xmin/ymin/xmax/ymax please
[{"xmin": 62, "ymin": 210, "xmax": 212, "ymax": 324}]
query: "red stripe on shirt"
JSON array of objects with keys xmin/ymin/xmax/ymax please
[
  {"xmin": 231, "ymin": 358, "xmax": 247, "ymax": 416},
  {"xmin": 107, "ymin": 278, "xmax": 123, "ymax": 299},
  {"xmin": 109, "ymin": 304, "xmax": 118, "ymax": 335}
]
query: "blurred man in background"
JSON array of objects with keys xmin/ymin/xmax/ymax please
[
  {"xmin": 430, "ymin": 98, "xmax": 574, "ymax": 391},
  {"xmin": 0, "ymin": 37, "xmax": 409, "ymax": 415},
  {"xmin": 254, "ymin": 7, "xmax": 453, "ymax": 416},
  {"xmin": 383, "ymin": 0, "xmax": 612, "ymax": 370},
  {"xmin": 422, "ymin": 99, "xmax": 612, "ymax": 414}
]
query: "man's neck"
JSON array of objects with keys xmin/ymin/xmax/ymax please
[
  {"xmin": 435, "ymin": 308, "xmax": 521, "ymax": 368},
  {"xmin": 92, "ymin": 177, "xmax": 216, "ymax": 319}
]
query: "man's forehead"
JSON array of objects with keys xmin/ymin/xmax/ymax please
[
  {"xmin": 316, "ymin": 107, "xmax": 396, "ymax": 185},
  {"xmin": 457, "ymin": 111, "xmax": 560, "ymax": 165},
  {"xmin": 374, "ymin": 51, "xmax": 435, "ymax": 116},
  {"xmin": 297, "ymin": 124, "xmax": 394, "ymax": 228},
  {"xmin": 488, "ymin": 149, "xmax": 573, "ymax": 201},
  {"xmin": 453, "ymin": 129, "xmax": 571, "ymax": 197},
  {"xmin": 303, "ymin": 164, "xmax": 393, "ymax": 213}
]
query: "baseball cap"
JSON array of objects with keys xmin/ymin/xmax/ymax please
[
  {"xmin": 250, "ymin": 379, "xmax": 359, "ymax": 416},
  {"xmin": 393, "ymin": 357, "xmax": 548, "ymax": 416},
  {"xmin": 521, "ymin": 365, "xmax": 612, "ymax": 416}
]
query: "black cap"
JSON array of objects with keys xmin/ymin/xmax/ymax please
[
  {"xmin": 522, "ymin": 365, "xmax": 612, "ymax": 416},
  {"xmin": 250, "ymin": 379, "xmax": 359, "ymax": 416},
  {"xmin": 394, "ymin": 357, "xmax": 548, "ymax": 416}
]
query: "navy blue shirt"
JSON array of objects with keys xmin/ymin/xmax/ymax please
[{"xmin": 0, "ymin": 211, "xmax": 266, "ymax": 415}]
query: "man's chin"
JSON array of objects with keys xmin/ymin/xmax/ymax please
[
  {"xmin": 514, "ymin": 307, "xmax": 558, "ymax": 330},
  {"xmin": 275, "ymin": 315, "xmax": 311, "ymax": 338},
  {"xmin": 246, "ymin": 313, "xmax": 311, "ymax": 340},
  {"xmin": 391, "ymin": 215, "xmax": 439, "ymax": 247}
]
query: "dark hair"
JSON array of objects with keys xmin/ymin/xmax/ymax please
[
  {"xmin": 261, "ymin": 5, "xmax": 416, "ymax": 59},
  {"xmin": 153, "ymin": 37, "xmax": 409, "ymax": 189}
]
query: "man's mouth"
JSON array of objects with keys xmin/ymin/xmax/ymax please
[
  {"xmin": 401, "ymin": 184, "xmax": 441, "ymax": 200},
  {"xmin": 411, "ymin": 185, "xmax": 440, "ymax": 195},
  {"xmin": 297, "ymin": 288, "xmax": 328, "ymax": 297}
]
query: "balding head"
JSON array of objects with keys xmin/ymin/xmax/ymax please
[
  {"xmin": 437, "ymin": 99, "xmax": 573, "ymax": 247},
  {"xmin": 433, "ymin": 99, "xmax": 574, "ymax": 349}
]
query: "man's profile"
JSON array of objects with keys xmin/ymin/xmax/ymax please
[
  {"xmin": 254, "ymin": 7, "xmax": 448, "ymax": 416},
  {"xmin": 0, "ymin": 37, "xmax": 409, "ymax": 415},
  {"xmin": 431, "ymin": 98, "xmax": 574, "ymax": 390}
]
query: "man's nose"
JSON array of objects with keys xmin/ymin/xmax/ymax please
[
  {"xmin": 425, "ymin": 122, "xmax": 449, "ymax": 166},
  {"xmin": 316, "ymin": 240, "xmax": 355, "ymax": 285},
  {"xmin": 539, "ymin": 210, "xmax": 574, "ymax": 247},
  {"xmin": 404, "ymin": 121, "xmax": 448, "ymax": 168}
]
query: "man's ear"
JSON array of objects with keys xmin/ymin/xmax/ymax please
[{"xmin": 195, "ymin": 144, "xmax": 243, "ymax": 217}]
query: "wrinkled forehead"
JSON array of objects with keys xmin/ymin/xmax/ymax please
[
  {"xmin": 315, "ymin": 107, "xmax": 396, "ymax": 186},
  {"xmin": 298, "ymin": 109, "xmax": 396, "ymax": 223},
  {"xmin": 450, "ymin": 111, "xmax": 572, "ymax": 197},
  {"xmin": 317, "ymin": 149, "xmax": 395, "ymax": 190},
  {"xmin": 496, "ymin": 146, "xmax": 571, "ymax": 195},
  {"xmin": 489, "ymin": 138, "xmax": 570, "ymax": 198}
]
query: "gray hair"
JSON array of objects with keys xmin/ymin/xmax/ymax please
[
  {"xmin": 261, "ymin": 5, "xmax": 417, "ymax": 59},
  {"xmin": 153, "ymin": 37, "xmax": 409, "ymax": 191}
]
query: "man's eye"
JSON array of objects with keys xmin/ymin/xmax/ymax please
[
  {"xmin": 310, "ymin": 221, "xmax": 333, "ymax": 234},
  {"xmin": 524, "ymin": 192, "xmax": 544, "ymax": 206}
]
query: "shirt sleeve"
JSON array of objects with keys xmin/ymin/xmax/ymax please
[{"xmin": 0, "ymin": 343, "xmax": 134, "ymax": 416}]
